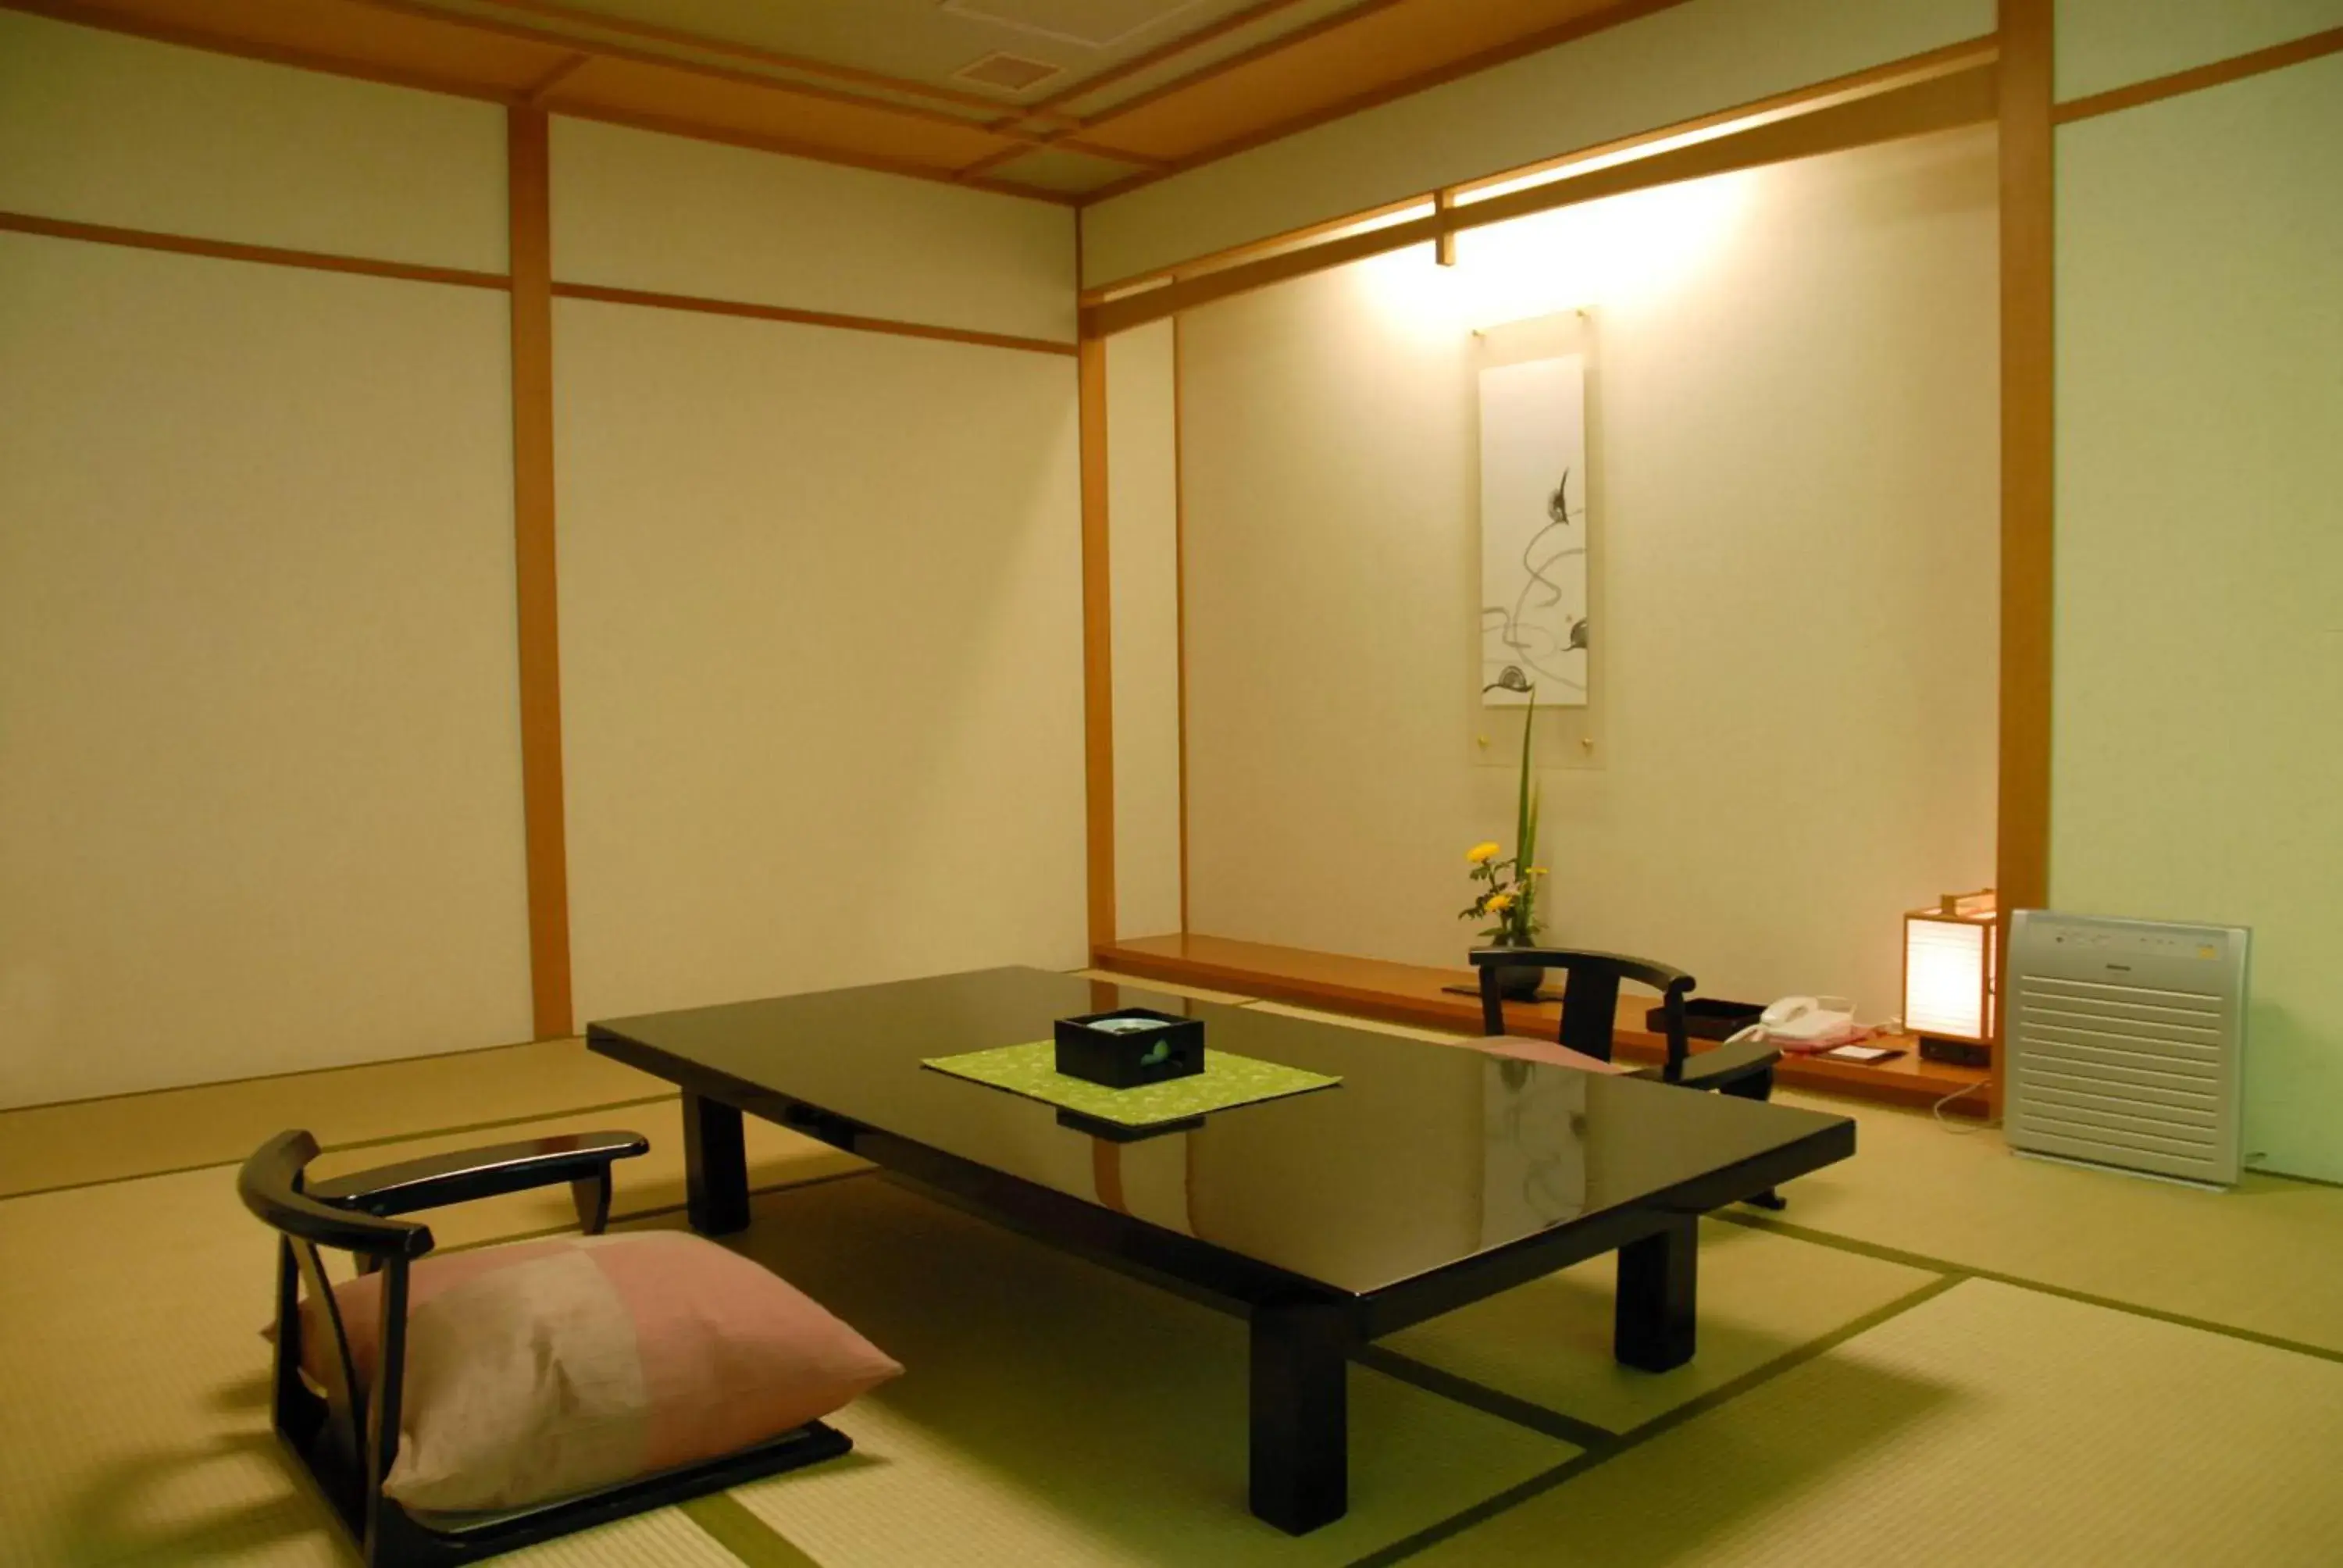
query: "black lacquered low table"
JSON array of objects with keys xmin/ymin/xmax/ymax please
[{"xmin": 588, "ymin": 968, "xmax": 1854, "ymax": 1534}]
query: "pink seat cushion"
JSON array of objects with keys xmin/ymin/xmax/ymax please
[{"xmin": 299, "ymin": 1230, "xmax": 900, "ymax": 1513}]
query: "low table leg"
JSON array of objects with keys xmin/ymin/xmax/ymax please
[
  {"xmin": 683, "ymin": 1092, "xmax": 751, "ymax": 1236},
  {"xmin": 1250, "ymin": 1299, "xmax": 1349, "ymax": 1534},
  {"xmin": 1615, "ymin": 1213, "xmax": 1698, "ymax": 1372}
]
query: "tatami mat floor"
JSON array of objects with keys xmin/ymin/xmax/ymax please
[{"xmin": 2, "ymin": 971, "xmax": 2339, "ymax": 1566}]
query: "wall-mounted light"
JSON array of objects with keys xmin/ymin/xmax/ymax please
[{"xmin": 1904, "ymin": 889, "xmax": 1997, "ymax": 1064}]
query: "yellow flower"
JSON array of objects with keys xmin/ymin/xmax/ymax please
[
  {"xmin": 1467, "ymin": 842, "xmax": 1502, "ymax": 864},
  {"xmin": 1485, "ymin": 891, "xmax": 1515, "ymax": 913}
]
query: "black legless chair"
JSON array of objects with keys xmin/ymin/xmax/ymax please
[
  {"xmin": 1473, "ymin": 947, "xmax": 1789, "ymax": 1210},
  {"xmin": 237, "ymin": 1129, "xmax": 852, "ymax": 1567}
]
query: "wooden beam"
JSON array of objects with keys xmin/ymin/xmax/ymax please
[
  {"xmin": 0, "ymin": 209, "xmax": 510, "ymax": 290},
  {"xmin": 1079, "ymin": 337, "xmax": 1118, "ymax": 954},
  {"xmin": 549, "ymin": 280, "xmax": 1077, "ymax": 357},
  {"xmin": 1082, "ymin": 59, "xmax": 1999, "ymax": 338},
  {"xmin": 2054, "ymin": 23, "xmax": 2343, "ymax": 123},
  {"xmin": 1172, "ymin": 313, "xmax": 1193, "ymax": 935},
  {"xmin": 508, "ymin": 105, "xmax": 575, "ymax": 1042},
  {"xmin": 1995, "ymin": 0, "xmax": 2055, "ymax": 1123}
]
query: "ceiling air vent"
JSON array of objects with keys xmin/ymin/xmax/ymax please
[
  {"xmin": 2006, "ymin": 911, "xmax": 2249, "ymax": 1187},
  {"xmin": 951, "ymin": 52, "xmax": 1065, "ymax": 91},
  {"xmin": 943, "ymin": 0, "xmax": 1198, "ymax": 50}
]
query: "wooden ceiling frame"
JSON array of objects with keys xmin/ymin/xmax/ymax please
[
  {"xmin": 2, "ymin": 0, "xmax": 1091, "ymax": 202},
  {"xmin": 1061, "ymin": 0, "xmax": 1697, "ymax": 202},
  {"xmin": 341, "ymin": 0, "xmax": 1053, "ymax": 141},
  {"xmin": 463, "ymin": 0, "xmax": 1030, "ymax": 116},
  {"xmin": 1079, "ymin": 41, "xmax": 2001, "ymax": 337},
  {"xmin": 1028, "ymin": 0, "xmax": 1333, "ymax": 115}
]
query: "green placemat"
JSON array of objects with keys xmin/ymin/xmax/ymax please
[{"xmin": 922, "ymin": 1040, "xmax": 1340, "ymax": 1127}]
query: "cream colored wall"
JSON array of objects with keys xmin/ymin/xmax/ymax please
[
  {"xmin": 550, "ymin": 116, "xmax": 1074, "ymax": 342},
  {"xmin": 1079, "ymin": 0, "xmax": 1994, "ymax": 287},
  {"xmin": 1106, "ymin": 320, "xmax": 1185, "ymax": 940},
  {"xmin": 553, "ymin": 298, "xmax": 1086, "ymax": 1022},
  {"xmin": 2054, "ymin": 0, "xmax": 2343, "ymax": 102},
  {"xmin": 1175, "ymin": 127, "xmax": 2000, "ymax": 1019},
  {"xmin": 0, "ymin": 10, "xmax": 506, "ymax": 271},
  {"xmin": 549, "ymin": 115, "xmax": 1088, "ymax": 1023},
  {"xmin": 0, "ymin": 19, "xmax": 529, "ymax": 1110},
  {"xmin": 0, "ymin": 236, "xmax": 531, "ymax": 1108},
  {"xmin": 2050, "ymin": 53, "xmax": 2343, "ymax": 1181}
]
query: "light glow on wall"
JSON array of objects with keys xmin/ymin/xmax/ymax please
[{"xmin": 1356, "ymin": 172, "xmax": 1753, "ymax": 333}]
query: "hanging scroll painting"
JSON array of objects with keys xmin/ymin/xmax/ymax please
[{"xmin": 1478, "ymin": 355, "xmax": 1589, "ymax": 707}]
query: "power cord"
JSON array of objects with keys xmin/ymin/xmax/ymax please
[{"xmin": 1932, "ymin": 1076, "xmax": 1996, "ymax": 1134}]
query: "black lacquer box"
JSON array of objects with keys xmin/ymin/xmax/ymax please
[{"xmin": 1053, "ymin": 1007, "xmax": 1205, "ymax": 1088}]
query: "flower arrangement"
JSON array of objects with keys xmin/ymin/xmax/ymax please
[{"xmin": 1459, "ymin": 693, "xmax": 1545, "ymax": 946}]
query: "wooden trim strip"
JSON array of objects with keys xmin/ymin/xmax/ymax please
[
  {"xmin": 507, "ymin": 107, "xmax": 576, "ymax": 1042},
  {"xmin": 341, "ymin": 0, "xmax": 1032, "ymax": 142},
  {"xmin": 547, "ymin": 280, "xmax": 1079, "ymax": 357},
  {"xmin": 1031, "ymin": 0, "xmax": 1319, "ymax": 113},
  {"xmin": 0, "ymin": 0, "xmax": 522, "ymax": 106},
  {"xmin": 522, "ymin": 52, "xmax": 590, "ymax": 105},
  {"xmin": 0, "ymin": 208, "xmax": 511, "ymax": 289},
  {"xmin": 1082, "ymin": 59, "xmax": 1999, "ymax": 337},
  {"xmin": 2052, "ymin": 24, "xmax": 2343, "ymax": 123},
  {"xmin": 1994, "ymin": 0, "xmax": 2054, "ymax": 1125},
  {"xmin": 1073, "ymin": 0, "xmax": 1421, "ymax": 131},
  {"xmin": 1172, "ymin": 313, "xmax": 1192, "ymax": 935},
  {"xmin": 543, "ymin": 102, "xmax": 1079, "ymax": 207},
  {"xmin": 1079, "ymin": 337, "xmax": 1118, "ymax": 953},
  {"xmin": 1079, "ymin": 35, "xmax": 1995, "ymax": 296},
  {"xmin": 469, "ymin": 0, "xmax": 1020, "ymax": 116},
  {"xmin": 1072, "ymin": 0, "xmax": 1696, "ymax": 200},
  {"xmin": 0, "ymin": 0, "xmax": 1076, "ymax": 205}
]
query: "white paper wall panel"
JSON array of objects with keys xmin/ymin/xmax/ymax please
[
  {"xmin": 1177, "ymin": 128, "xmax": 1999, "ymax": 1017},
  {"xmin": 555, "ymin": 300, "xmax": 1086, "ymax": 1023},
  {"xmin": 1079, "ymin": 0, "xmax": 1994, "ymax": 286},
  {"xmin": 0, "ymin": 235, "xmax": 530, "ymax": 1107},
  {"xmin": 550, "ymin": 117, "xmax": 1075, "ymax": 342},
  {"xmin": 2052, "ymin": 56, "xmax": 2343, "ymax": 1181},
  {"xmin": 1107, "ymin": 319, "xmax": 1185, "ymax": 940},
  {"xmin": 2056, "ymin": 0, "xmax": 2343, "ymax": 103},
  {"xmin": 0, "ymin": 11, "xmax": 506, "ymax": 272}
]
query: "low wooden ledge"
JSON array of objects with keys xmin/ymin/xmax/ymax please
[{"xmin": 1094, "ymin": 932, "xmax": 1991, "ymax": 1118}]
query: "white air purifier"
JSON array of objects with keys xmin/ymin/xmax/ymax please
[{"xmin": 2005, "ymin": 911, "xmax": 2249, "ymax": 1187}]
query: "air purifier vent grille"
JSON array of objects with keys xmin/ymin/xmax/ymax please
[{"xmin": 2006, "ymin": 913, "xmax": 2247, "ymax": 1185}]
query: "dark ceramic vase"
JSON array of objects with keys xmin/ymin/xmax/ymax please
[{"xmin": 1485, "ymin": 956, "xmax": 1546, "ymax": 1002}]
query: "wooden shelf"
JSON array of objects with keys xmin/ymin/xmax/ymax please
[{"xmin": 1093, "ymin": 932, "xmax": 1993, "ymax": 1118}]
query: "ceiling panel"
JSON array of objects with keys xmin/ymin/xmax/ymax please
[
  {"xmin": 443, "ymin": 0, "xmax": 1289, "ymax": 99},
  {"xmin": 1073, "ymin": 0, "xmax": 1653, "ymax": 162},
  {"xmin": 23, "ymin": 0, "xmax": 571, "ymax": 97},
  {"xmin": 545, "ymin": 55, "xmax": 1023, "ymax": 173},
  {"xmin": 23, "ymin": 0, "xmax": 1701, "ymax": 201},
  {"xmin": 978, "ymin": 141, "xmax": 1158, "ymax": 194}
]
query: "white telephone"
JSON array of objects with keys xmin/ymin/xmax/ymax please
[{"xmin": 1751, "ymin": 996, "xmax": 1860, "ymax": 1050}]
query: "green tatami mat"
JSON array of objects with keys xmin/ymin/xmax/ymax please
[
  {"xmin": 633, "ymin": 1177, "xmax": 1574, "ymax": 1566},
  {"xmin": 1766, "ymin": 1090, "xmax": 2343, "ymax": 1356},
  {"xmin": 924, "ymin": 1039, "xmax": 1339, "ymax": 1126},
  {"xmin": 1411, "ymin": 1278, "xmax": 2343, "ymax": 1566},
  {"xmin": 1381, "ymin": 1215, "xmax": 1940, "ymax": 1434},
  {"xmin": 0, "ymin": 1036, "xmax": 674, "ymax": 1199}
]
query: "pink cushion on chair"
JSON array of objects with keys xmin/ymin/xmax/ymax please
[{"xmin": 300, "ymin": 1231, "xmax": 900, "ymax": 1513}]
